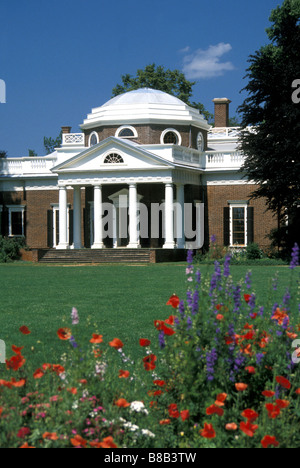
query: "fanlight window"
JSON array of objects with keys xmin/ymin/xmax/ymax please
[
  {"xmin": 103, "ymin": 153, "xmax": 124, "ymax": 164},
  {"xmin": 119, "ymin": 128, "xmax": 134, "ymax": 137}
]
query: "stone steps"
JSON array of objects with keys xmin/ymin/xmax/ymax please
[{"xmin": 38, "ymin": 248, "xmax": 152, "ymax": 264}]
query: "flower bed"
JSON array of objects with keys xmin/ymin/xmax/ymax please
[{"xmin": 0, "ymin": 245, "xmax": 299, "ymax": 448}]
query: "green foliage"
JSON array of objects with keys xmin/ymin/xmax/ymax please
[
  {"xmin": 28, "ymin": 149, "xmax": 37, "ymax": 157},
  {"xmin": 246, "ymin": 243, "xmax": 263, "ymax": 260},
  {"xmin": 0, "ymin": 236, "xmax": 26, "ymax": 263},
  {"xmin": 43, "ymin": 130, "xmax": 62, "ymax": 155},
  {"xmin": 0, "ymin": 150, "xmax": 7, "ymax": 158},
  {"xmin": 238, "ymin": 0, "xmax": 300, "ymax": 248}
]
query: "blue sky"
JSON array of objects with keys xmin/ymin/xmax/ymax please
[{"xmin": 0, "ymin": 0, "xmax": 282, "ymax": 157}]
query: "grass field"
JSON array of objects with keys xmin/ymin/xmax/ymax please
[{"xmin": 0, "ymin": 261, "xmax": 296, "ymax": 370}]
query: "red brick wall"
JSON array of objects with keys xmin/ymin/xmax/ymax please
[
  {"xmin": 206, "ymin": 184, "xmax": 277, "ymax": 249},
  {"xmin": 84, "ymin": 124, "xmax": 208, "ymax": 150}
]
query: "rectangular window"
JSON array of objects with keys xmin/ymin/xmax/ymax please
[
  {"xmin": 232, "ymin": 207, "xmax": 245, "ymax": 245},
  {"xmin": 228, "ymin": 202, "xmax": 249, "ymax": 247},
  {"xmin": 7, "ymin": 205, "xmax": 25, "ymax": 237}
]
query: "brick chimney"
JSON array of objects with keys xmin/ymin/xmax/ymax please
[
  {"xmin": 212, "ymin": 98, "xmax": 231, "ymax": 127},
  {"xmin": 61, "ymin": 126, "xmax": 72, "ymax": 134}
]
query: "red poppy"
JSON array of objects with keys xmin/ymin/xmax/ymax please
[
  {"xmin": 6, "ymin": 353, "xmax": 25, "ymax": 371},
  {"xmin": 12, "ymin": 345, "xmax": 24, "ymax": 354},
  {"xmin": 180, "ymin": 410, "xmax": 190, "ymax": 421},
  {"xmin": 143, "ymin": 354, "xmax": 157, "ymax": 371},
  {"xmin": 52, "ymin": 364, "xmax": 65, "ymax": 376},
  {"xmin": 262, "ymin": 390, "xmax": 275, "ymax": 398},
  {"xmin": 97, "ymin": 436, "xmax": 118, "ymax": 448},
  {"xmin": 90, "ymin": 334, "xmax": 103, "ymax": 344},
  {"xmin": 275, "ymin": 399, "xmax": 290, "ymax": 409},
  {"xmin": 57, "ymin": 328, "xmax": 71, "ymax": 340},
  {"xmin": 159, "ymin": 419, "xmax": 171, "ymax": 425},
  {"xmin": 235, "ymin": 383, "xmax": 248, "ymax": 392},
  {"xmin": 265, "ymin": 403, "xmax": 281, "ymax": 419},
  {"xmin": 206, "ymin": 404, "xmax": 224, "ymax": 417},
  {"xmin": 240, "ymin": 421, "xmax": 258, "ymax": 437},
  {"xmin": 11, "ymin": 378, "xmax": 26, "ymax": 387},
  {"xmin": 168, "ymin": 403, "xmax": 180, "ymax": 418},
  {"xmin": 245, "ymin": 366, "xmax": 256, "ymax": 374},
  {"xmin": 19, "ymin": 326, "xmax": 31, "ymax": 335},
  {"xmin": 109, "ymin": 338, "xmax": 124, "ymax": 349},
  {"xmin": 276, "ymin": 375, "xmax": 291, "ymax": 390},
  {"xmin": 215, "ymin": 393, "xmax": 227, "ymax": 407},
  {"xmin": 216, "ymin": 314, "xmax": 224, "ymax": 321},
  {"xmin": 241, "ymin": 408, "xmax": 259, "ymax": 423},
  {"xmin": 114, "ymin": 398, "xmax": 130, "ymax": 408},
  {"xmin": 70, "ymin": 434, "xmax": 87, "ymax": 448},
  {"xmin": 166, "ymin": 294, "xmax": 180, "ymax": 308},
  {"xmin": 244, "ymin": 294, "xmax": 251, "ymax": 303},
  {"xmin": 17, "ymin": 427, "xmax": 31, "ymax": 439},
  {"xmin": 261, "ymin": 435, "xmax": 279, "ymax": 449},
  {"xmin": 200, "ymin": 423, "xmax": 216, "ymax": 439},
  {"xmin": 33, "ymin": 368, "xmax": 44, "ymax": 379},
  {"xmin": 119, "ymin": 370, "xmax": 130, "ymax": 379},
  {"xmin": 154, "ymin": 320, "xmax": 175, "ymax": 336},
  {"xmin": 153, "ymin": 379, "xmax": 166, "ymax": 387},
  {"xmin": 165, "ymin": 315, "xmax": 176, "ymax": 325},
  {"xmin": 43, "ymin": 432, "xmax": 59, "ymax": 441},
  {"xmin": 139, "ymin": 338, "xmax": 151, "ymax": 347},
  {"xmin": 295, "ymin": 388, "xmax": 300, "ymax": 395},
  {"xmin": 67, "ymin": 387, "xmax": 77, "ymax": 395},
  {"xmin": 225, "ymin": 423, "xmax": 238, "ymax": 431}
]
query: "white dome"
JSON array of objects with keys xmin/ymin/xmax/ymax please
[
  {"xmin": 81, "ymin": 87, "xmax": 210, "ymax": 130},
  {"xmin": 102, "ymin": 88, "xmax": 186, "ymax": 107}
]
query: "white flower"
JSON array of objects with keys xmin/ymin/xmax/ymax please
[
  {"xmin": 141, "ymin": 429, "xmax": 155, "ymax": 438},
  {"xmin": 130, "ymin": 401, "xmax": 149, "ymax": 415}
]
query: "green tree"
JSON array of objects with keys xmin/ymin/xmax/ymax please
[
  {"xmin": 238, "ymin": 0, "xmax": 300, "ymax": 251},
  {"xmin": 112, "ymin": 64, "xmax": 213, "ymax": 122},
  {"xmin": 43, "ymin": 130, "xmax": 62, "ymax": 155},
  {"xmin": 0, "ymin": 151, "xmax": 7, "ymax": 158},
  {"xmin": 28, "ymin": 149, "xmax": 37, "ymax": 157}
]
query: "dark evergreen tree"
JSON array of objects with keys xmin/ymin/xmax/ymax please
[{"xmin": 238, "ymin": 0, "xmax": 300, "ymax": 251}]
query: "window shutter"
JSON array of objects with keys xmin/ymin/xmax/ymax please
[
  {"xmin": 223, "ymin": 207, "xmax": 230, "ymax": 246},
  {"xmin": 247, "ymin": 207, "xmax": 254, "ymax": 244},
  {"xmin": 47, "ymin": 210, "xmax": 53, "ymax": 248}
]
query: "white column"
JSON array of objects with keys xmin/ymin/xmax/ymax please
[
  {"xmin": 92, "ymin": 185, "xmax": 104, "ymax": 249},
  {"xmin": 163, "ymin": 183, "xmax": 175, "ymax": 249},
  {"xmin": 127, "ymin": 183, "xmax": 139, "ymax": 248},
  {"xmin": 176, "ymin": 184, "xmax": 185, "ymax": 248},
  {"xmin": 73, "ymin": 186, "xmax": 82, "ymax": 249},
  {"xmin": 57, "ymin": 186, "xmax": 69, "ymax": 249}
]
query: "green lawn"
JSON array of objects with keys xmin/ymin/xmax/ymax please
[{"xmin": 0, "ymin": 261, "xmax": 296, "ymax": 370}]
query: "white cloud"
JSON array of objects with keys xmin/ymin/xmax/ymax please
[{"xmin": 181, "ymin": 43, "xmax": 235, "ymax": 79}]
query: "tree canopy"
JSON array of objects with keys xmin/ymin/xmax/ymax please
[
  {"xmin": 238, "ymin": 0, "xmax": 300, "ymax": 248},
  {"xmin": 43, "ymin": 131, "xmax": 62, "ymax": 155},
  {"xmin": 111, "ymin": 64, "xmax": 213, "ymax": 122}
]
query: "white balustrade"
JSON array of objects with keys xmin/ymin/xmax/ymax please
[{"xmin": 62, "ymin": 133, "xmax": 85, "ymax": 146}]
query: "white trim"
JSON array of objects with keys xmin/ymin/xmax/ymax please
[
  {"xmin": 115, "ymin": 125, "xmax": 138, "ymax": 139},
  {"xmin": 160, "ymin": 128, "xmax": 182, "ymax": 146},
  {"xmin": 229, "ymin": 203, "xmax": 248, "ymax": 247},
  {"xmin": 7, "ymin": 205, "xmax": 25, "ymax": 237}
]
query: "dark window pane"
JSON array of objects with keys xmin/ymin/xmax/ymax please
[
  {"xmin": 119, "ymin": 128, "xmax": 134, "ymax": 137},
  {"xmin": 163, "ymin": 131, "xmax": 177, "ymax": 144},
  {"xmin": 232, "ymin": 207, "xmax": 245, "ymax": 245},
  {"xmin": 11, "ymin": 211, "xmax": 23, "ymax": 235}
]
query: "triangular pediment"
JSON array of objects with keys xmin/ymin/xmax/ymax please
[{"xmin": 52, "ymin": 137, "xmax": 174, "ymax": 173}]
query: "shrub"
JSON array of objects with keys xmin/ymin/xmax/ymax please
[
  {"xmin": 246, "ymin": 243, "xmax": 263, "ymax": 260},
  {"xmin": 0, "ymin": 236, "xmax": 26, "ymax": 263}
]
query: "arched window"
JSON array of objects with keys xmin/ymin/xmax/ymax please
[
  {"xmin": 160, "ymin": 128, "xmax": 182, "ymax": 145},
  {"xmin": 103, "ymin": 153, "xmax": 124, "ymax": 164},
  {"xmin": 115, "ymin": 126, "xmax": 138, "ymax": 139},
  {"xmin": 89, "ymin": 132, "xmax": 99, "ymax": 147}
]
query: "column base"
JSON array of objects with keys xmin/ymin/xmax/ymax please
[
  {"xmin": 91, "ymin": 243, "xmax": 104, "ymax": 249},
  {"xmin": 163, "ymin": 242, "xmax": 176, "ymax": 249},
  {"xmin": 56, "ymin": 243, "xmax": 70, "ymax": 250},
  {"xmin": 127, "ymin": 243, "xmax": 141, "ymax": 249}
]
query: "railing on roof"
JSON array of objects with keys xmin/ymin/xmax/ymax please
[
  {"xmin": 0, "ymin": 156, "xmax": 57, "ymax": 175},
  {"xmin": 62, "ymin": 133, "xmax": 85, "ymax": 146}
]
